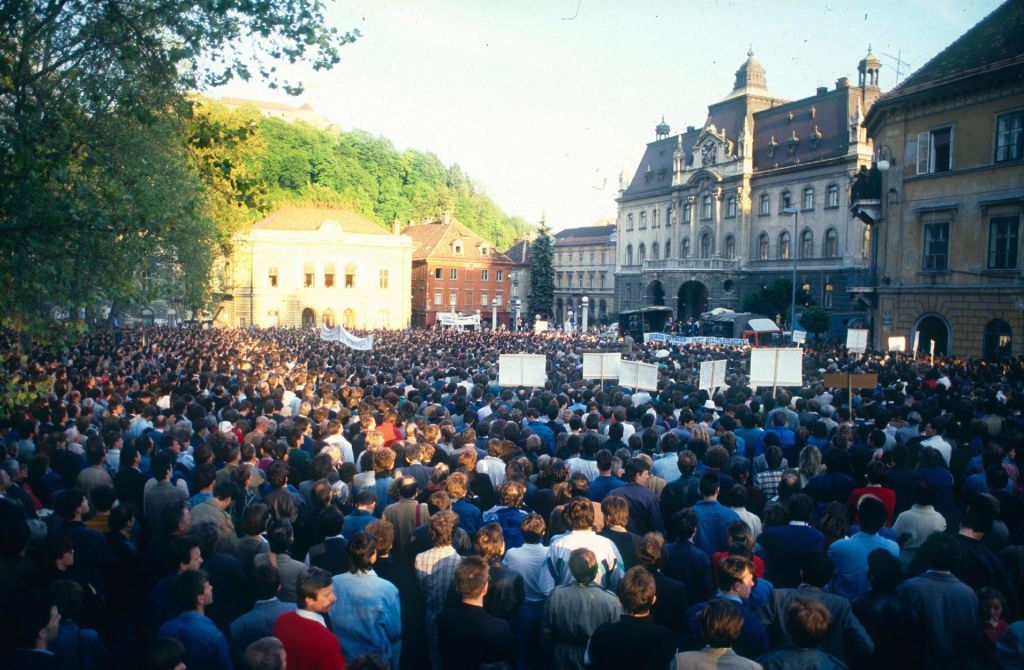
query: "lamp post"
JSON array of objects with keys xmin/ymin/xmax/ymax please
[
  {"xmin": 581, "ymin": 296, "xmax": 589, "ymax": 333},
  {"xmin": 491, "ymin": 297, "xmax": 498, "ymax": 330},
  {"xmin": 515, "ymin": 299, "xmax": 521, "ymax": 331},
  {"xmin": 782, "ymin": 206, "xmax": 800, "ymax": 341}
]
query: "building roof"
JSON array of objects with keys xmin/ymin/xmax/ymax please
[
  {"xmin": 251, "ymin": 207, "xmax": 389, "ymax": 235},
  {"xmin": 503, "ymin": 239, "xmax": 532, "ymax": 264},
  {"xmin": 751, "ymin": 86, "xmax": 857, "ymax": 172},
  {"xmin": 881, "ymin": 0, "xmax": 1024, "ymax": 99},
  {"xmin": 403, "ymin": 218, "xmax": 513, "ymax": 263},
  {"xmin": 554, "ymin": 225, "xmax": 616, "ymax": 240}
]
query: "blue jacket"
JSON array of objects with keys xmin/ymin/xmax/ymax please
[
  {"xmin": 691, "ymin": 499, "xmax": 740, "ymax": 555},
  {"xmin": 758, "ymin": 524, "xmax": 826, "ymax": 588},
  {"xmin": 330, "ymin": 571, "xmax": 402, "ymax": 669},
  {"xmin": 684, "ymin": 596, "xmax": 768, "ymax": 660},
  {"xmin": 158, "ymin": 611, "xmax": 232, "ymax": 670},
  {"xmin": 228, "ymin": 598, "xmax": 295, "ymax": 660}
]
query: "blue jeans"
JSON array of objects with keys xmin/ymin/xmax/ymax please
[{"xmin": 512, "ymin": 600, "xmax": 545, "ymax": 670}]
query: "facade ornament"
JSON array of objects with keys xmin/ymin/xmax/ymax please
[
  {"xmin": 768, "ymin": 135, "xmax": 778, "ymax": 159},
  {"xmin": 787, "ymin": 130, "xmax": 800, "ymax": 154}
]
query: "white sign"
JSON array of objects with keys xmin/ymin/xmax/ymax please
[
  {"xmin": 320, "ymin": 325, "xmax": 374, "ymax": 350},
  {"xmin": 534, "ymin": 320, "xmax": 549, "ymax": 335},
  {"xmin": 887, "ymin": 336, "xmax": 906, "ymax": 352},
  {"xmin": 699, "ymin": 359, "xmax": 728, "ymax": 391},
  {"xmin": 438, "ymin": 313, "xmax": 481, "ymax": 327},
  {"xmin": 582, "ymin": 353, "xmax": 621, "ymax": 380},
  {"xmin": 912, "ymin": 330, "xmax": 920, "ymax": 354},
  {"xmin": 618, "ymin": 360, "xmax": 660, "ymax": 391},
  {"xmin": 846, "ymin": 328, "xmax": 869, "ymax": 354},
  {"xmin": 498, "ymin": 354, "xmax": 547, "ymax": 387},
  {"xmin": 792, "ymin": 330, "xmax": 807, "ymax": 344},
  {"xmin": 749, "ymin": 348, "xmax": 803, "ymax": 387}
]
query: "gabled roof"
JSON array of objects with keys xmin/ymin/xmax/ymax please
[
  {"xmin": 554, "ymin": 225, "xmax": 614, "ymax": 239},
  {"xmin": 503, "ymin": 239, "xmax": 532, "ymax": 264},
  {"xmin": 251, "ymin": 207, "xmax": 388, "ymax": 235},
  {"xmin": 873, "ymin": 0, "xmax": 1024, "ymax": 104},
  {"xmin": 404, "ymin": 219, "xmax": 513, "ymax": 263}
]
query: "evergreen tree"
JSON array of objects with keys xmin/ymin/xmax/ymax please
[{"xmin": 528, "ymin": 217, "xmax": 555, "ymax": 319}]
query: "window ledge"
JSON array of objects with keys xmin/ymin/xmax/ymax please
[{"xmin": 917, "ymin": 269, "xmax": 950, "ymax": 276}]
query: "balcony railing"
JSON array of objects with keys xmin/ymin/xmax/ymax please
[{"xmin": 643, "ymin": 257, "xmax": 740, "ymax": 271}]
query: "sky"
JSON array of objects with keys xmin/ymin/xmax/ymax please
[{"xmin": 210, "ymin": 0, "xmax": 1003, "ymax": 234}]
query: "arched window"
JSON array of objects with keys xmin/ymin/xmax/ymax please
[
  {"xmin": 779, "ymin": 231, "xmax": 791, "ymax": 259},
  {"xmin": 759, "ymin": 194, "xmax": 770, "ymax": 215},
  {"xmin": 824, "ymin": 228, "xmax": 839, "ymax": 257},
  {"xmin": 682, "ymin": 238, "xmax": 690, "ymax": 258},
  {"xmin": 345, "ymin": 263, "xmax": 356, "ymax": 288},
  {"xmin": 638, "ymin": 243, "xmax": 646, "ymax": 264},
  {"xmin": 800, "ymin": 229, "xmax": 814, "ymax": 259},
  {"xmin": 758, "ymin": 233, "xmax": 769, "ymax": 260},
  {"xmin": 701, "ymin": 195, "xmax": 713, "ymax": 220},
  {"xmin": 627, "ymin": 213, "xmax": 634, "ymax": 230},
  {"xmin": 343, "ymin": 309, "xmax": 356, "ymax": 329},
  {"xmin": 983, "ymin": 320, "xmax": 1012, "ymax": 361},
  {"xmin": 323, "ymin": 308, "xmax": 336, "ymax": 328},
  {"xmin": 683, "ymin": 202, "xmax": 692, "ymax": 223},
  {"xmin": 652, "ymin": 209, "xmax": 660, "ymax": 228},
  {"xmin": 324, "ymin": 262, "xmax": 336, "ymax": 288},
  {"xmin": 724, "ymin": 235, "xmax": 736, "ymax": 258},
  {"xmin": 726, "ymin": 196, "xmax": 737, "ymax": 218},
  {"xmin": 625, "ymin": 244, "xmax": 633, "ymax": 266},
  {"xmin": 303, "ymin": 262, "xmax": 315, "ymax": 288},
  {"xmin": 651, "ymin": 242, "xmax": 659, "ymax": 260},
  {"xmin": 639, "ymin": 211, "xmax": 648, "ymax": 229},
  {"xmin": 664, "ymin": 240, "xmax": 671, "ymax": 259},
  {"xmin": 699, "ymin": 233, "xmax": 712, "ymax": 259}
]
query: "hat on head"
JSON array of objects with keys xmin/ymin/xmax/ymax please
[{"xmin": 218, "ymin": 421, "xmax": 234, "ymax": 434}]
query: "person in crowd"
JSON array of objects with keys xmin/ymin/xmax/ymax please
[
  {"xmin": 684, "ymin": 556, "xmax": 768, "ymax": 660},
  {"xmin": 272, "ymin": 567, "xmax": 347, "ymax": 670},
  {"xmin": 585, "ymin": 566, "xmax": 677, "ymax": 670},
  {"xmin": 436, "ymin": 556, "xmax": 514, "ymax": 670},
  {"xmin": 228, "ymin": 564, "xmax": 295, "ymax": 664},
  {"xmin": 757, "ymin": 599, "xmax": 847, "ymax": 670},
  {"xmin": 157, "ymin": 569, "xmax": 232, "ymax": 670},
  {"xmin": 672, "ymin": 599, "xmax": 762, "ymax": 670}
]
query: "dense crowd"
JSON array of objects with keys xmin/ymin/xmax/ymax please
[{"xmin": 0, "ymin": 325, "xmax": 1022, "ymax": 670}]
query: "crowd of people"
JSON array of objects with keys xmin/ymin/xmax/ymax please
[{"xmin": 0, "ymin": 324, "xmax": 1022, "ymax": 670}]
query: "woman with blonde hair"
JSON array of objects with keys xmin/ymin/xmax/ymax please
[{"xmin": 798, "ymin": 445, "xmax": 822, "ymax": 488}]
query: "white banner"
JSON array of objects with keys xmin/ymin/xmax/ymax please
[
  {"xmin": 846, "ymin": 328, "xmax": 869, "ymax": 354},
  {"xmin": 499, "ymin": 354, "xmax": 547, "ymax": 387},
  {"xmin": 320, "ymin": 325, "xmax": 374, "ymax": 350},
  {"xmin": 438, "ymin": 313, "xmax": 481, "ymax": 327},
  {"xmin": 699, "ymin": 359, "xmax": 728, "ymax": 391},
  {"xmin": 645, "ymin": 333, "xmax": 749, "ymax": 347},
  {"xmin": 618, "ymin": 360, "xmax": 660, "ymax": 391},
  {"xmin": 749, "ymin": 348, "xmax": 803, "ymax": 387}
]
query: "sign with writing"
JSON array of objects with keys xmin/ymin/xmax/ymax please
[
  {"xmin": 645, "ymin": 333, "xmax": 749, "ymax": 347},
  {"xmin": 887, "ymin": 336, "xmax": 906, "ymax": 352},
  {"xmin": 792, "ymin": 330, "xmax": 807, "ymax": 344},
  {"xmin": 498, "ymin": 354, "xmax": 547, "ymax": 387},
  {"xmin": 438, "ymin": 313, "xmax": 480, "ymax": 327},
  {"xmin": 534, "ymin": 320, "xmax": 549, "ymax": 335},
  {"xmin": 846, "ymin": 329, "xmax": 869, "ymax": 354},
  {"xmin": 618, "ymin": 360, "xmax": 660, "ymax": 391},
  {"xmin": 582, "ymin": 353, "xmax": 621, "ymax": 380},
  {"xmin": 699, "ymin": 359, "xmax": 728, "ymax": 391},
  {"xmin": 749, "ymin": 348, "xmax": 803, "ymax": 387}
]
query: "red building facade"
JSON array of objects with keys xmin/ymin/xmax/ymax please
[{"xmin": 405, "ymin": 214, "xmax": 514, "ymax": 329}]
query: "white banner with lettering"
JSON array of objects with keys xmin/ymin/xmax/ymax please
[
  {"xmin": 320, "ymin": 325, "xmax": 375, "ymax": 351},
  {"xmin": 438, "ymin": 313, "xmax": 481, "ymax": 327}
]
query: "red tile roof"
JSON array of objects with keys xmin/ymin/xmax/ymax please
[{"xmin": 404, "ymin": 219, "xmax": 513, "ymax": 263}]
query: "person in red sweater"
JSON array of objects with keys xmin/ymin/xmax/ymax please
[
  {"xmin": 273, "ymin": 567, "xmax": 346, "ymax": 670},
  {"xmin": 847, "ymin": 461, "xmax": 896, "ymax": 526}
]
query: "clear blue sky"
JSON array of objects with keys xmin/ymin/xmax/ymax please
[{"xmin": 210, "ymin": 0, "xmax": 1003, "ymax": 234}]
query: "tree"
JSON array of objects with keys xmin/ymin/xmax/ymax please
[
  {"xmin": 0, "ymin": 0, "xmax": 356, "ymax": 336},
  {"xmin": 741, "ymin": 279, "xmax": 813, "ymax": 326},
  {"xmin": 799, "ymin": 305, "xmax": 831, "ymax": 337},
  {"xmin": 527, "ymin": 217, "xmax": 554, "ymax": 319}
]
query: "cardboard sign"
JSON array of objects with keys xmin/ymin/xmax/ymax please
[
  {"xmin": 887, "ymin": 336, "xmax": 906, "ymax": 352},
  {"xmin": 749, "ymin": 348, "xmax": 803, "ymax": 387},
  {"xmin": 533, "ymin": 320, "xmax": 549, "ymax": 335},
  {"xmin": 846, "ymin": 329, "xmax": 869, "ymax": 354},
  {"xmin": 823, "ymin": 373, "xmax": 878, "ymax": 390},
  {"xmin": 582, "ymin": 353, "xmax": 621, "ymax": 380},
  {"xmin": 498, "ymin": 354, "xmax": 547, "ymax": 387},
  {"xmin": 699, "ymin": 359, "xmax": 728, "ymax": 391},
  {"xmin": 618, "ymin": 360, "xmax": 659, "ymax": 391},
  {"xmin": 792, "ymin": 330, "xmax": 807, "ymax": 344}
]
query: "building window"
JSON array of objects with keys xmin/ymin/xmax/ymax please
[
  {"xmin": 779, "ymin": 231, "xmax": 791, "ymax": 260},
  {"xmin": 652, "ymin": 209, "xmax": 660, "ymax": 228},
  {"xmin": 827, "ymin": 184, "xmax": 840, "ymax": 208},
  {"xmin": 824, "ymin": 228, "xmax": 839, "ymax": 257},
  {"xmin": 379, "ymin": 270, "xmax": 389, "ymax": 289},
  {"xmin": 625, "ymin": 244, "xmax": 633, "ymax": 266},
  {"xmin": 699, "ymin": 233, "xmax": 712, "ymax": 259},
  {"xmin": 823, "ymin": 280, "xmax": 833, "ymax": 308},
  {"xmin": 923, "ymin": 222, "xmax": 949, "ymax": 271},
  {"xmin": 435, "ymin": 268, "xmax": 443, "ymax": 279},
  {"xmin": 343, "ymin": 308, "xmax": 355, "ymax": 329},
  {"xmin": 496, "ymin": 291, "xmax": 504, "ymax": 306},
  {"xmin": 268, "ymin": 266, "xmax": 278, "ymax": 288},
  {"xmin": 989, "ymin": 216, "xmax": 1019, "ymax": 269},
  {"xmin": 600, "ymin": 273, "xmax": 606, "ymax": 288},
  {"xmin": 780, "ymin": 191, "xmax": 792, "ymax": 211},
  {"xmin": 480, "ymin": 291, "xmax": 489, "ymax": 306},
  {"xmin": 323, "ymin": 308, "xmax": 336, "ymax": 328},
  {"xmin": 496, "ymin": 270, "xmax": 503, "ymax": 281},
  {"xmin": 345, "ymin": 264, "xmax": 356, "ymax": 288},
  {"xmin": 682, "ymin": 238, "xmax": 690, "ymax": 258},
  {"xmin": 627, "ymin": 213, "xmax": 634, "ymax": 231},
  {"xmin": 800, "ymin": 229, "xmax": 814, "ymax": 259},
  {"xmin": 453, "ymin": 241, "xmax": 463, "ymax": 255},
  {"xmin": 434, "ymin": 290, "xmax": 442, "ymax": 306},
  {"xmin": 324, "ymin": 262, "xmax": 336, "ymax": 288},
  {"xmin": 724, "ymin": 235, "xmax": 735, "ymax": 258},
  {"xmin": 450, "ymin": 268, "xmax": 458, "ymax": 280},
  {"xmin": 665, "ymin": 240, "xmax": 671, "ymax": 258},
  {"xmin": 758, "ymin": 232, "xmax": 769, "ymax": 260},
  {"xmin": 638, "ymin": 243, "xmax": 646, "ymax": 264},
  {"xmin": 449, "ymin": 289, "xmax": 457, "ymax": 308},
  {"xmin": 480, "ymin": 245, "xmax": 489, "ymax": 256},
  {"xmin": 983, "ymin": 319, "xmax": 1013, "ymax": 361},
  {"xmin": 995, "ymin": 111, "xmax": 1023, "ymax": 163},
  {"xmin": 683, "ymin": 202, "xmax": 692, "ymax": 223},
  {"xmin": 759, "ymin": 194, "xmax": 770, "ymax": 215},
  {"xmin": 701, "ymin": 195, "xmax": 713, "ymax": 220},
  {"xmin": 304, "ymin": 262, "xmax": 315, "ymax": 288},
  {"xmin": 651, "ymin": 242, "xmax": 659, "ymax": 260},
  {"xmin": 601, "ymin": 251, "xmax": 607, "ymax": 264},
  {"xmin": 803, "ymin": 187, "xmax": 814, "ymax": 210},
  {"xmin": 464, "ymin": 269, "xmax": 473, "ymax": 282},
  {"xmin": 667, "ymin": 206, "xmax": 674, "ymax": 227},
  {"xmin": 590, "ymin": 251, "xmax": 595, "ymax": 265},
  {"xmin": 481, "ymin": 269, "xmax": 489, "ymax": 281},
  {"xmin": 917, "ymin": 126, "xmax": 953, "ymax": 174},
  {"xmin": 726, "ymin": 196, "xmax": 737, "ymax": 218},
  {"xmin": 639, "ymin": 211, "xmax": 648, "ymax": 229}
]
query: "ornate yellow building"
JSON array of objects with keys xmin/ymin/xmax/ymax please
[{"xmin": 219, "ymin": 207, "xmax": 413, "ymax": 329}]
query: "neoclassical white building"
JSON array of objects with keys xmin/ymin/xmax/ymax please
[{"xmin": 219, "ymin": 207, "xmax": 413, "ymax": 329}]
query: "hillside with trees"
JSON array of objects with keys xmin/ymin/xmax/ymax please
[{"xmin": 204, "ymin": 100, "xmax": 534, "ymax": 249}]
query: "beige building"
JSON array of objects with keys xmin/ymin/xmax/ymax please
[
  {"xmin": 216, "ymin": 96, "xmax": 336, "ymax": 130},
  {"xmin": 553, "ymin": 225, "xmax": 617, "ymax": 326},
  {"xmin": 857, "ymin": 0, "xmax": 1024, "ymax": 358},
  {"xmin": 219, "ymin": 207, "xmax": 413, "ymax": 329}
]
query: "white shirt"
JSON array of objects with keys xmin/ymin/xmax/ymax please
[{"xmin": 294, "ymin": 609, "xmax": 327, "ymax": 627}]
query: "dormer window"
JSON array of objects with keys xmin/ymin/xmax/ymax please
[
  {"xmin": 453, "ymin": 240, "xmax": 464, "ymax": 255},
  {"xmin": 480, "ymin": 245, "xmax": 489, "ymax": 256}
]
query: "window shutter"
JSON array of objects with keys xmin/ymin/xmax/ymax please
[{"xmin": 916, "ymin": 132, "xmax": 930, "ymax": 174}]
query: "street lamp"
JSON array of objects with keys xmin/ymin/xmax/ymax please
[
  {"xmin": 782, "ymin": 206, "xmax": 800, "ymax": 341},
  {"xmin": 581, "ymin": 296, "xmax": 589, "ymax": 333},
  {"xmin": 491, "ymin": 297, "xmax": 499, "ymax": 330},
  {"xmin": 515, "ymin": 299, "xmax": 522, "ymax": 331}
]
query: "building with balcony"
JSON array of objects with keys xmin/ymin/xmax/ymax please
[
  {"xmin": 406, "ymin": 213, "xmax": 515, "ymax": 328},
  {"xmin": 855, "ymin": 0, "xmax": 1024, "ymax": 359},
  {"xmin": 615, "ymin": 49, "xmax": 880, "ymax": 330},
  {"xmin": 553, "ymin": 224, "xmax": 617, "ymax": 326},
  {"xmin": 220, "ymin": 207, "xmax": 413, "ymax": 329}
]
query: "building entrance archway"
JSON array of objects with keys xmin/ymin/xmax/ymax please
[
  {"xmin": 983, "ymin": 319, "xmax": 1012, "ymax": 361},
  {"xmin": 677, "ymin": 281, "xmax": 708, "ymax": 321},
  {"xmin": 647, "ymin": 280, "xmax": 665, "ymax": 306},
  {"xmin": 914, "ymin": 314, "xmax": 951, "ymax": 356},
  {"xmin": 301, "ymin": 308, "xmax": 316, "ymax": 328}
]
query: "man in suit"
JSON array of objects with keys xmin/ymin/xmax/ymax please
[
  {"xmin": 305, "ymin": 507, "xmax": 349, "ymax": 575},
  {"xmin": 437, "ymin": 556, "xmax": 514, "ymax": 670},
  {"xmin": 228, "ymin": 564, "xmax": 295, "ymax": 663},
  {"xmin": 663, "ymin": 509, "xmax": 715, "ymax": 607},
  {"xmin": 757, "ymin": 494, "xmax": 825, "ymax": 588},
  {"xmin": 113, "ymin": 444, "xmax": 146, "ymax": 510}
]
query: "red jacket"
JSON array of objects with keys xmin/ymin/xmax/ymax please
[{"xmin": 273, "ymin": 611, "xmax": 346, "ymax": 670}]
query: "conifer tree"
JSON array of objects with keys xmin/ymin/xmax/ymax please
[{"xmin": 527, "ymin": 217, "xmax": 555, "ymax": 320}]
